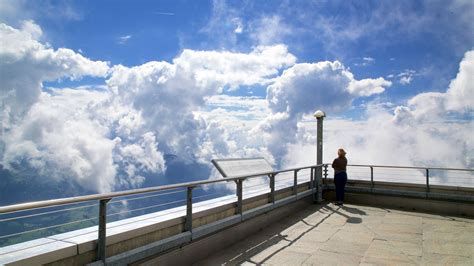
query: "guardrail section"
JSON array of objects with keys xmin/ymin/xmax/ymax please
[{"xmin": 0, "ymin": 164, "xmax": 322, "ymax": 265}]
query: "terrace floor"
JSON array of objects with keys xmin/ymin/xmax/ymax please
[{"xmin": 195, "ymin": 202, "xmax": 474, "ymax": 265}]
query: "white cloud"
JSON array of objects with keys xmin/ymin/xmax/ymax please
[
  {"xmin": 250, "ymin": 15, "xmax": 292, "ymax": 45},
  {"xmin": 232, "ymin": 17, "xmax": 243, "ymax": 33},
  {"xmin": 0, "ymin": 1, "xmax": 82, "ymax": 25},
  {"xmin": 408, "ymin": 50, "xmax": 474, "ymax": 117},
  {"xmin": 348, "ymin": 77, "xmax": 391, "ymax": 97},
  {"xmin": 200, "ymin": 0, "xmax": 244, "ymax": 47},
  {"xmin": 355, "ymin": 57, "xmax": 375, "ymax": 67},
  {"xmin": 363, "ymin": 57, "xmax": 375, "ymax": 62},
  {"xmin": 2, "ymin": 89, "xmax": 118, "ymax": 193},
  {"xmin": 173, "ymin": 44, "xmax": 295, "ymax": 90},
  {"xmin": 106, "ymin": 45, "xmax": 294, "ymax": 163},
  {"xmin": 118, "ymin": 35, "xmax": 132, "ymax": 44},
  {"xmin": 0, "ymin": 21, "xmax": 109, "ymax": 128},
  {"xmin": 397, "ymin": 69, "xmax": 416, "ymax": 85},
  {"xmin": 261, "ymin": 60, "xmax": 391, "ymax": 162}
]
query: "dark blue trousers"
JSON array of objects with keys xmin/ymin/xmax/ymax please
[{"xmin": 334, "ymin": 172, "xmax": 347, "ymax": 202}]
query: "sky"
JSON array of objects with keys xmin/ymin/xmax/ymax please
[{"xmin": 0, "ymin": 0, "xmax": 473, "ymax": 202}]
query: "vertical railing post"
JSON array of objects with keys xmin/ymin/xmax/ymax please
[
  {"xmin": 370, "ymin": 166, "xmax": 374, "ymax": 188},
  {"xmin": 310, "ymin": 167, "xmax": 315, "ymax": 202},
  {"xmin": 426, "ymin": 169, "xmax": 430, "ymax": 193},
  {"xmin": 269, "ymin": 174, "xmax": 275, "ymax": 203},
  {"xmin": 293, "ymin": 170, "xmax": 298, "ymax": 197},
  {"xmin": 185, "ymin": 187, "xmax": 194, "ymax": 232},
  {"xmin": 323, "ymin": 164, "xmax": 328, "ymax": 180},
  {"xmin": 97, "ymin": 198, "xmax": 111, "ymax": 262},
  {"xmin": 236, "ymin": 179, "xmax": 243, "ymax": 215}
]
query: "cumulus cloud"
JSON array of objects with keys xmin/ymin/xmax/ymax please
[
  {"xmin": 2, "ymin": 89, "xmax": 118, "ymax": 193},
  {"xmin": 408, "ymin": 51, "xmax": 473, "ymax": 118},
  {"xmin": 0, "ymin": 20, "xmax": 296, "ymax": 194},
  {"xmin": 261, "ymin": 60, "xmax": 391, "ymax": 162},
  {"xmin": 0, "ymin": 21, "xmax": 109, "ymax": 128},
  {"xmin": 106, "ymin": 44, "xmax": 295, "ymax": 162}
]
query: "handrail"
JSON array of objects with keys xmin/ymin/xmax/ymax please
[
  {"xmin": 5, "ymin": 163, "xmax": 470, "ymax": 214},
  {"xmin": 0, "ymin": 164, "xmax": 321, "ymax": 214},
  {"xmin": 343, "ymin": 164, "xmax": 473, "ymax": 172}
]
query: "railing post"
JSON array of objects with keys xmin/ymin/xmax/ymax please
[
  {"xmin": 370, "ymin": 166, "xmax": 374, "ymax": 188},
  {"xmin": 236, "ymin": 179, "xmax": 243, "ymax": 215},
  {"xmin": 97, "ymin": 198, "xmax": 111, "ymax": 262},
  {"xmin": 185, "ymin": 187, "xmax": 194, "ymax": 232},
  {"xmin": 269, "ymin": 174, "xmax": 275, "ymax": 203},
  {"xmin": 323, "ymin": 164, "xmax": 328, "ymax": 180},
  {"xmin": 310, "ymin": 167, "xmax": 315, "ymax": 202},
  {"xmin": 426, "ymin": 169, "xmax": 430, "ymax": 193},
  {"xmin": 293, "ymin": 170, "xmax": 299, "ymax": 197}
]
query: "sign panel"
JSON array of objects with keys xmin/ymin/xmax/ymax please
[{"xmin": 211, "ymin": 158, "xmax": 273, "ymax": 178}]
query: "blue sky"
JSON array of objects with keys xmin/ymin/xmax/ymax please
[
  {"xmin": 7, "ymin": 0, "xmax": 470, "ymax": 100},
  {"xmin": 0, "ymin": 0, "xmax": 473, "ymax": 200}
]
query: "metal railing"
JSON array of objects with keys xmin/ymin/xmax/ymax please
[
  {"xmin": 1, "ymin": 163, "xmax": 472, "ymax": 263},
  {"xmin": 0, "ymin": 164, "xmax": 323, "ymax": 263},
  {"xmin": 322, "ymin": 164, "xmax": 474, "ymax": 191}
]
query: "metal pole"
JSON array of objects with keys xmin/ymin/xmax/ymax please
[
  {"xmin": 316, "ymin": 114, "xmax": 324, "ymax": 203},
  {"xmin": 185, "ymin": 187, "xmax": 194, "ymax": 232},
  {"xmin": 269, "ymin": 174, "xmax": 275, "ymax": 203},
  {"xmin": 293, "ymin": 170, "xmax": 298, "ymax": 196},
  {"xmin": 323, "ymin": 164, "xmax": 328, "ymax": 180},
  {"xmin": 236, "ymin": 179, "xmax": 243, "ymax": 215},
  {"xmin": 370, "ymin": 166, "xmax": 374, "ymax": 188},
  {"xmin": 426, "ymin": 169, "xmax": 430, "ymax": 193},
  {"xmin": 97, "ymin": 198, "xmax": 111, "ymax": 262}
]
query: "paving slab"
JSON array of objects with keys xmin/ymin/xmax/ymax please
[
  {"xmin": 265, "ymin": 249, "xmax": 312, "ymax": 265},
  {"xmin": 422, "ymin": 252, "xmax": 473, "ymax": 265},
  {"xmin": 303, "ymin": 249, "xmax": 363, "ymax": 266}
]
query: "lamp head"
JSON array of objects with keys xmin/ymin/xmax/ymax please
[{"xmin": 313, "ymin": 110, "xmax": 326, "ymax": 119}]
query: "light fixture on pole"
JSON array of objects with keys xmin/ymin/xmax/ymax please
[{"xmin": 313, "ymin": 110, "xmax": 325, "ymax": 203}]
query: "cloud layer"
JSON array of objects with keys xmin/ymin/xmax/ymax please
[{"xmin": 0, "ymin": 21, "xmax": 472, "ymax": 195}]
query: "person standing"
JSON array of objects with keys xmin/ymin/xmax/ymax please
[{"xmin": 332, "ymin": 148, "xmax": 347, "ymax": 206}]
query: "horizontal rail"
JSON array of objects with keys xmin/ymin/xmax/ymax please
[
  {"xmin": 333, "ymin": 164, "xmax": 473, "ymax": 172},
  {"xmin": 0, "ymin": 164, "xmax": 323, "ymax": 214}
]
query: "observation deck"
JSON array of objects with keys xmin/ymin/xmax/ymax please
[{"xmin": 0, "ymin": 162, "xmax": 473, "ymax": 265}]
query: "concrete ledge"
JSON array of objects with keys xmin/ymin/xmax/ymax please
[
  {"xmin": 88, "ymin": 232, "xmax": 192, "ymax": 266},
  {"xmin": 192, "ymin": 215, "xmax": 241, "ymax": 240},
  {"xmin": 133, "ymin": 197, "xmax": 314, "ymax": 265},
  {"xmin": 323, "ymin": 190, "xmax": 474, "ymax": 218}
]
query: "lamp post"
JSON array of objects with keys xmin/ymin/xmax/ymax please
[{"xmin": 313, "ymin": 110, "xmax": 325, "ymax": 203}]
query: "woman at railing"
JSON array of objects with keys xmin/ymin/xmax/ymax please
[{"xmin": 332, "ymin": 148, "xmax": 348, "ymax": 206}]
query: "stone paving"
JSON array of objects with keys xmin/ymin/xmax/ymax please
[{"xmin": 195, "ymin": 202, "xmax": 474, "ymax": 265}]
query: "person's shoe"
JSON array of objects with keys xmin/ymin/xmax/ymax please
[{"xmin": 335, "ymin": 201, "xmax": 341, "ymax": 206}]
